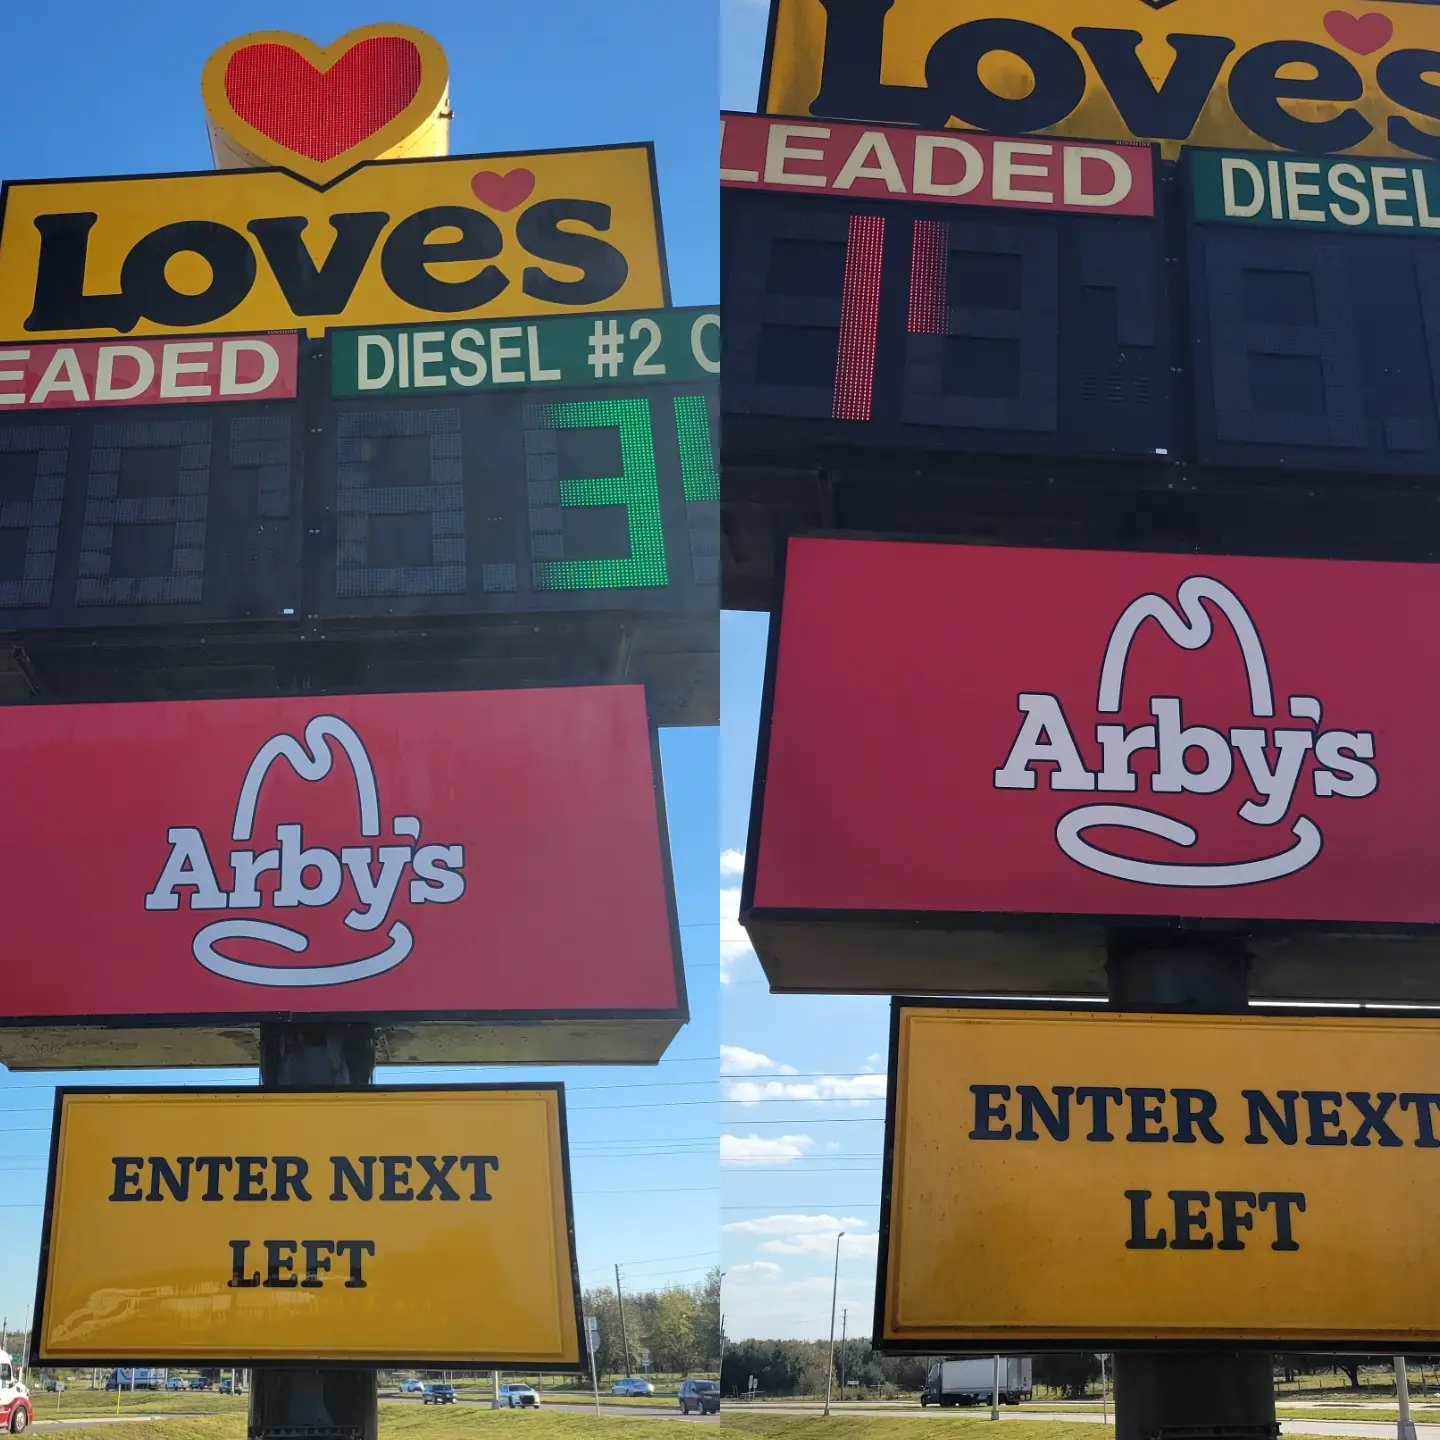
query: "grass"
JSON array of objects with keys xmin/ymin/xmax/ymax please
[
  {"xmin": 720, "ymin": 1419, "xmax": 1111, "ymax": 1440},
  {"xmin": 32, "ymin": 1393, "xmax": 245, "ymax": 1420},
  {"xmin": 34, "ymin": 1407, "xmax": 695, "ymax": 1440}
]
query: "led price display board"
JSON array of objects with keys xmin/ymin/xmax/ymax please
[
  {"xmin": 722, "ymin": 115, "xmax": 1170, "ymax": 463},
  {"xmin": 1186, "ymin": 147, "xmax": 1440, "ymax": 476},
  {"xmin": 35, "ymin": 1086, "xmax": 583, "ymax": 1366},
  {"xmin": 879, "ymin": 1003, "xmax": 1440, "ymax": 1351},
  {"xmin": 0, "ymin": 316, "xmax": 717, "ymax": 712}
]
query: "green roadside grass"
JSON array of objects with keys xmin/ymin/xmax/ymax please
[
  {"xmin": 35, "ymin": 1407, "xmax": 695, "ymax": 1439},
  {"xmin": 721, "ymin": 1419, "xmax": 1113, "ymax": 1440}
]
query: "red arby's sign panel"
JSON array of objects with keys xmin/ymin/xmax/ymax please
[
  {"xmin": 720, "ymin": 112, "xmax": 1155, "ymax": 216},
  {"xmin": 0, "ymin": 685, "xmax": 683, "ymax": 1065},
  {"xmin": 749, "ymin": 537, "xmax": 1440, "ymax": 947},
  {"xmin": 0, "ymin": 333, "xmax": 297, "ymax": 410}
]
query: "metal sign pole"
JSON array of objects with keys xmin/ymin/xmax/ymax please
[
  {"xmin": 991, "ymin": 1356, "xmax": 1000, "ymax": 1421},
  {"xmin": 1107, "ymin": 936, "xmax": 1277, "ymax": 1440},
  {"xmin": 247, "ymin": 1022, "xmax": 379, "ymax": 1440},
  {"xmin": 1396, "ymin": 1357, "xmax": 1418, "ymax": 1440}
]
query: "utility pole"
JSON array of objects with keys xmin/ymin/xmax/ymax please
[
  {"xmin": 824, "ymin": 1231, "xmax": 844, "ymax": 1417},
  {"xmin": 1396, "ymin": 1357, "xmax": 1418, "ymax": 1440},
  {"xmin": 1108, "ymin": 934, "xmax": 1276, "ymax": 1440},
  {"xmin": 247, "ymin": 1023, "xmax": 379, "ymax": 1440},
  {"xmin": 615, "ymin": 1265, "xmax": 633, "ymax": 1380},
  {"xmin": 840, "ymin": 1309, "xmax": 847, "ymax": 1392}
]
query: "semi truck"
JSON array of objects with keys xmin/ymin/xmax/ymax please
[
  {"xmin": 0, "ymin": 1350, "xmax": 31, "ymax": 1433},
  {"xmin": 921, "ymin": 1358, "xmax": 1033, "ymax": 1407}
]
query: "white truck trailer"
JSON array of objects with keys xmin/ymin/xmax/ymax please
[
  {"xmin": 921, "ymin": 1357, "xmax": 1033, "ymax": 1407},
  {"xmin": 0, "ymin": 1350, "xmax": 31, "ymax": 1433}
]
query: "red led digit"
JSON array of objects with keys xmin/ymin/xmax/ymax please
[
  {"xmin": 909, "ymin": 219, "xmax": 948, "ymax": 335},
  {"xmin": 832, "ymin": 214, "xmax": 885, "ymax": 422}
]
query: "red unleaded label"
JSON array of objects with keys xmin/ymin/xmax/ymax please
[
  {"xmin": 720, "ymin": 112, "xmax": 1155, "ymax": 216},
  {"xmin": 0, "ymin": 332, "xmax": 298, "ymax": 410},
  {"xmin": 720, "ymin": 112, "xmax": 1157, "ymax": 216}
]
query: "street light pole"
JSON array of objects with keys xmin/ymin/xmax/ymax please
[
  {"xmin": 840, "ymin": 1309, "xmax": 847, "ymax": 1393},
  {"xmin": 824, "ymin": 1232, "xmax": 845, "ymax": 1418},
  {"xmin": 991, "ymin": 1355, "xmax": 1001, "ymax": 1421},
  {"xmin": 1396, "ymin": 1357, "xmax": 1418, "ymax": 1440}
]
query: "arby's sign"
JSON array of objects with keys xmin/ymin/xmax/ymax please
[{"xmin": 750, "ymin": 537, "xmax": 1440, "ymax": 930}]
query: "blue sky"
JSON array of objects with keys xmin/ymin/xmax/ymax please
[
  {"xmin": 717, "ymin": 0, "xmax": 889, "ymax": 1346},
  {"xmin": 0, "ymin": 0, "xmax": 718, "ymax": 1334}
]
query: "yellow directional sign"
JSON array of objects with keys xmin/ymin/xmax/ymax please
[
  {"xmin": 35, "ymin": 1087, "xmax": 583, "ymax": 1365},
  {"xmin": 881, "ymin": 1004, "xmax": 1440, "ymax": 1348},
  {"xmin": 0, "ymin": 145, "xmax": 666, "ymax": 340}
]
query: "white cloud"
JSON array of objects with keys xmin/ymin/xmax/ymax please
[
  {"xmin": 722, "ymin": 1213, "xmax": 867, "ymax": 1236},
  {"xmin": 761, "ymin": 1231, "xmax": 880, "ymax": 1259},
  {"xmin": 866, "ymin": 1054, "xmax": 884, "ymax": 1068},
  {"xmin": 720, "ymin": 848, "xmax": 746, "ymax": 877},
  {"xmin": 723, "ymin": 1073, "xmax": 887, "ymax": 1105},
  {"xmin": 729, "ymin": 1260, "xmax": 782, "ymax": 1275},
  {"xmin": 720, "ymin": 1133, "xmax": 815, "ymax": 1166},
  {"xmin": 720, "ymin": 886, "xmax": 757, "ymax": 984},
  {"xmin": 720, "ymin": 1045, "xmax": 797, "ymax": 1076}
]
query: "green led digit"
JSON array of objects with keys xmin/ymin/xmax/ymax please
[
  {"xmin": 672, "ymin": 394, "xmax": 719, "ymax": 502},
  {"xmin": 529, "ymin": 397, "xmax": 668, "ymax": 590}
]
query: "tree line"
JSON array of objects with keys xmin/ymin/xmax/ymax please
[
  {"xmin": 581, "ymin": 1267, "xmax": 721, "ymax": 1378},
  {"xmin": 719, "ymin": 1342, "xmax": 1436, "ymax": 1399}
]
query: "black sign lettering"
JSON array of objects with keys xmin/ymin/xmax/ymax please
[
  {"xmin": 109, "ymin": 1156, "xmax": 143, "ymax": 1202},
  {"xmin": 459, "ymin": 1155, "xmax": 500, "ymax": 1201},
  {"xmin": 1243, "ymin": 1089, "xmax": 1300, "ymax": 1146},
  {"xmin": 415, "ymin": 1154, "xmax": 461, "ymax": 1202},
  {"xmin": 335, "ymin": 1238, "xmax": 376, "ymax": 1287},
  {"xmin": 247, "ymin": 213, "xmax": 388, "ymax": 317},
  {"xmin": 969, "ymin": 1084, "xmax": 1012, "ymax": 1140},
  {"xmin": 1124, "ymin": 1189, "xmax": 1166, "ymax": 1249}
]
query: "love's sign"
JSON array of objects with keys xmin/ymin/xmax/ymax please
[
  {"xmin": 0, "ymin": 145, "xmax": 666, "ymax": 340},
  {"xmin": 763, "ymin": 0, "xmax": 1440, "ymax": 160}
]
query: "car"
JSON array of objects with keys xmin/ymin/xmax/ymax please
[
  {"xmin": 165, "ymin": 1379, "xmax": 188, "ymax": 1392},
  {"xmin": 398, "ymin": 1380, "xmax": 423, "ymax": 1395},
  {"xmin": 612, "ymin": 1378, "xmax": 655, "ymax": 1397},
  {"xmin": 422, "ymin": 1384, "xmax": 456, "ymax": 1405},
  {"xmin": 498, "ymin": 1384, "xmax": 539, "ymax": 1409},
  {"xmin": 678, "ymin": 1380, "xmax": 719, "ymax": 1415}
]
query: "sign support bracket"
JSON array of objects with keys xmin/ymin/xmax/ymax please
[
  {"xmin": 247, "ymin": 1021, "xmax": 380, "ymax": 1440},
  {"xmin": 1106, "ymin": 932, "xmax": 1278, "ymax": 1440}
]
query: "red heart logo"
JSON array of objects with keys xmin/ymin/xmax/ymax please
[
  {"xmin": 470, "ymin": 169, "xmax": 537, "ymax": 211},
  {"xmin": 1322, "ymin": 10, "xmax": 1394, "ymax": 54},
  {"xmin": 224, "ymin": 36, "xmax": 422, "ymax": 164}
]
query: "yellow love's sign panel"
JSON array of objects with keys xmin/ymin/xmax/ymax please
[
  {"xmin": 764, "ymin": 0, "xmax": 1440, "ymax": 160},
  {"xmin": 881, "ymin": 1004, "xmax": 1440, "ymax": 1348},
  {"xmin": 36, "ymin": 1087, "xmax": 583, "ymax": 1366},
  {"xmin": 0, "ymin": 145, "xmax": 666, "ymax": 341}
]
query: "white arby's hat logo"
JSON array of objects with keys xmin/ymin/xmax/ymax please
[
  {"xmin": 993, "ymin": 576, "xmax": 1378, "ymax": 887},
  {"xmin": 144, "ymin": 715, "xmax": 466, "ymax": 986}
]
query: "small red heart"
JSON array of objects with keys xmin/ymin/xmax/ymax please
[
  {"xmin": 470, "ymin": 169, "xmax": 536, "ymax": 212},
  {"xmin": 225, "ymin": 36, "xmax": 422, "ymax": 164},
  {"xmin": 1323, "ymin": 10, "xmax": 1394, "ymax": 54}
]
